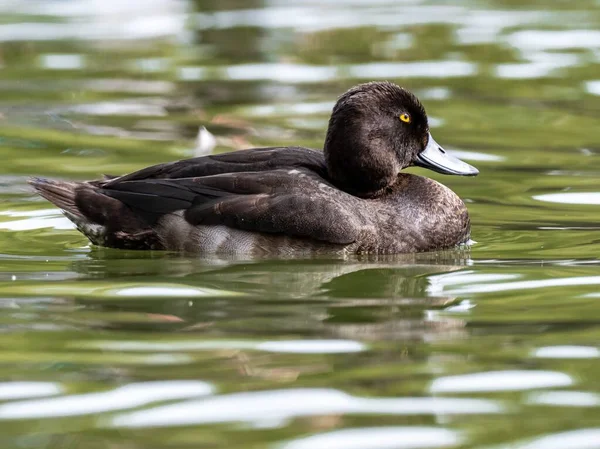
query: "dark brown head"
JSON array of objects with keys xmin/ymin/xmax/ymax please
[{"xmin": 323, "ymin": 81, "xmax": 478, "ymax": 197}]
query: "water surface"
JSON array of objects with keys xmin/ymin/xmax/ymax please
[{"xmin": 1, "ymin": 0, "xmax": 599, "ymax": 448}]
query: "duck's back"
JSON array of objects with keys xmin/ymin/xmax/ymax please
[{"xmin": 102, "ymin": 146, "xmax": 328, "ymax": 184}]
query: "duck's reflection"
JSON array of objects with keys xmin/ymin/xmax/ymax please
[
  {"xmin": 72, "ymin": 246, "xmax": 472, "ymax": 296},
  {"xmin": 66, "ymin": 248, "xmax": 472, "ymax": 342}
]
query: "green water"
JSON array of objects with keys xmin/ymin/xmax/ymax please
[{"xmin": 1, "ymin": 0, "xmax": 599, "ymax": 447}]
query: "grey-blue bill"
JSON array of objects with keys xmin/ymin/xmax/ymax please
[{"xmin": 415, "ymin": 133, "xmax": 479, "ymax": 176}]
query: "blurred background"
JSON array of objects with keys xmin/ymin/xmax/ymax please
[{"xmin": 0, "ymin": 0, "xmax": 599, "ymax": 448}]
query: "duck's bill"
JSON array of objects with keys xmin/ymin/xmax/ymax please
[{"xmin": 415, "ymin": 133, "xmax": 479, "ymax": 176}]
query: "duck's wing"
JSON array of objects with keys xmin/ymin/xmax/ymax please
[
  {"xmin": 99, "ymin": 169, "xmax": 360, "ymax": 246},
  {"xmin": 100, "ymin": 146, "xmax": 327, "ymax": 186}
]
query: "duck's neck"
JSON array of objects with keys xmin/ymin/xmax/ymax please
[{"xmin": 323, "ymin": 125, "xmax": 401, "ymax": 198}]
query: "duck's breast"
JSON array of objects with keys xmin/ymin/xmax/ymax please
[{"xmin": 370, "ymin": 174, "xmax": 471, "ymax": 252}]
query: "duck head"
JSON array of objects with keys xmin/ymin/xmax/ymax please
[{"xmin": 324, "ymin": 81, "xmax": 478, "ymax": 197}]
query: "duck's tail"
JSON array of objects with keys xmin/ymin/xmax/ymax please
[
  {"xmin": 29, "ymin": 177, "xmax": 83, "ymax": 219},
  {"xmin": 29, "ymin": 177, "xmax": 159, "ymax": 249},
  {"xmin": 29, "ymin": 177, "xmax": 108, "ymax": 245}
]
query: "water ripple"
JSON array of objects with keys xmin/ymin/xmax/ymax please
[
  {"xmin": 533, "ymin": 346, "xmax": 600, "ymax": 359},
  {"xmin": 527, "ymin": 391, "xmax": 600, "ymax": 408},
  {"xmin": 0, "ymin": 382, "xmax": 62, "ymax": 401},
  {"xmin": 178, "ymin": 61, "xmax": 476, "ymax": 83},
  {"xmin": 77, "ymin": 339, "xmax": 367, "ymax": 354},
  {"xmin": 534, "ymin": 193, "xmax": 600, "ymax": 205},
  {"xmin": 507, "ymin": 30, "xmax": 600, "ymax": 51},
  {"xmin": 0, "ymin": 209, "xmax": 74, "ymax": 231},
  {"xmin": 587, "ymin": 81, "xmax": 600, "ymax": 96},
  {"xmin": 502, "ymin": 428, "xmax": 600, "ymax": 449},
  {"xmin": 280, "ymin": 426, "xmax": 461, "ymax": 449},
  {"xmin": 0, "ymin": 381, "xmax": 214, "ymax": 419},
  {"xmin": 430, "ymin": 370, "xmax": 573, "ymax": 393},
  {"xmin": 110, "ymin": 388, "xmax": 502, "ymax": 428},
  {"xmin": 444, "ymin": 276, "xmax": 600, "ymax": 295}
]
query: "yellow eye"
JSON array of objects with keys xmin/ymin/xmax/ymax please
[{"xmin": 399, "ymin": 113, "xmax": 411, "ymax": 123}]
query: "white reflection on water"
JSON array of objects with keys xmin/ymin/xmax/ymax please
[
  {"xmin": 417, "ymin": 87, "xmax": 451, "ymax": 100},
  {"xmin": 244, "ymin": 102, "xmax": 335, "ymax": 117},
  {"xmin": 430, "ymin": 370, "xmax": 573, "ymax": 393},
  {"xmin": 196, "ymin": 3, "xmax": 550, "ymax": 40},
  {"xmin": 0, "ymin": 382, "xmax": 62, "ymax": 401},
  {"xmin": 69, "ymin": 100, "xmax": 167, "ymax": 117},
  {"xmin": 533, "ymin": 346, "xmax": 600, "ymax": 359},
  {"xmin": 0, "ymin": 209, "xmax": 74, "ymax": 231},
  {"xmin": 501, "ymin": 428, "xmax": 600, "ymax": 449},
  {"xmin": 82, "ymin": 79, "xmax": 174, "ymax": 95},
  {"xmin": 441, "ymin": 299, "xmax": 475, "ymax": 314},
  {"xmin": 226, "ymin": 64, "xmax": 337, "ymax": 83},
  {"xmin": 0, "ymin": 381, "xmax": 214, "ymax": 419},
  {"xmin": 495, "ymin": 53, "xmax": 580, "ymax": 79},
  {"xmin": 428, "ymin": 269, "xmax": 600, "ymax": 295},
  {"xmin": 446, "ymin": 276, "xmax": 600, "ymax": 295},
  {"xmin": 507, "ymin": 30, "xmax": 600, "ymax": 51},
  {"xmin": 587, "ymin": 81, "xmax": 600, "ymax": 96},
  {"xmin": 258, "ymin": 340, "xmax": 365, "ymax": 354},
  {"xmin": 457, "ymin": 11, "xmax": 551, "ymax": 44},
  {"xmin": 114, "ymin": 286, "xmax": 223, "ymax": 298},
  {"xmin": 426, "ymin": 271, "xmax": 519, "ymax": 296},
  {"xmin": 280, "ymin": 426, "xmax": 461, "ymax": 449},
  {"xmin": 348, "ymin": 61, "xmax": 476, "ymax": 79},
  {"xmin": 534, "ymin": 192, "xmax": 600, "ymax": 205},
  {"xmin": 527, "ymin": 391, "xmax": 600, "ymax": 408},
  {"xmin": 178, "ymin": 61, "xmax": 476, "ymax": 82},
  {"xmin": 78, "ymin": 339, "xmax": 366, "ymax": 354},
  {"xmin": 0, "ymin": 282, "xmax": 237, "ymax": 300},
  {"xmin": 110, "ymin": 388, "xmax": 502, "ymax": 428},
  {"xmin": 195, "ymin": 5, "xmax": 464, "ymax": 31},
  {"xmin": 0, "ymin": 0, "xmax": 186, "ymax": 41},
  {"xmin": 39, "ymin": 54, "xmax": 85, "ymax": 70}
]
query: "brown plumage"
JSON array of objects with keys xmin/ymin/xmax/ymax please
[{"xmin": 30, "ymin": 81, "xmax": 478, "ymax": 255}]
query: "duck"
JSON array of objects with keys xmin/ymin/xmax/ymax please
[{"xmin": 30, "ymin": 81, "xmax": 478, "ymax": 255}]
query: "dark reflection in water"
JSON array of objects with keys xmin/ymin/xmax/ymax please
[{"xmin": 65, "ymin": 252, "xmax": 470, "ymax": 345}]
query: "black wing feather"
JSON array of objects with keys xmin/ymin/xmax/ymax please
[
  {"xmin": 184, "ymin": 193, "xmax": 358, "ymax": 244},
  {"xmin": 101, "ymin": 169, "xmax": 359, "ymax": 245}
]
